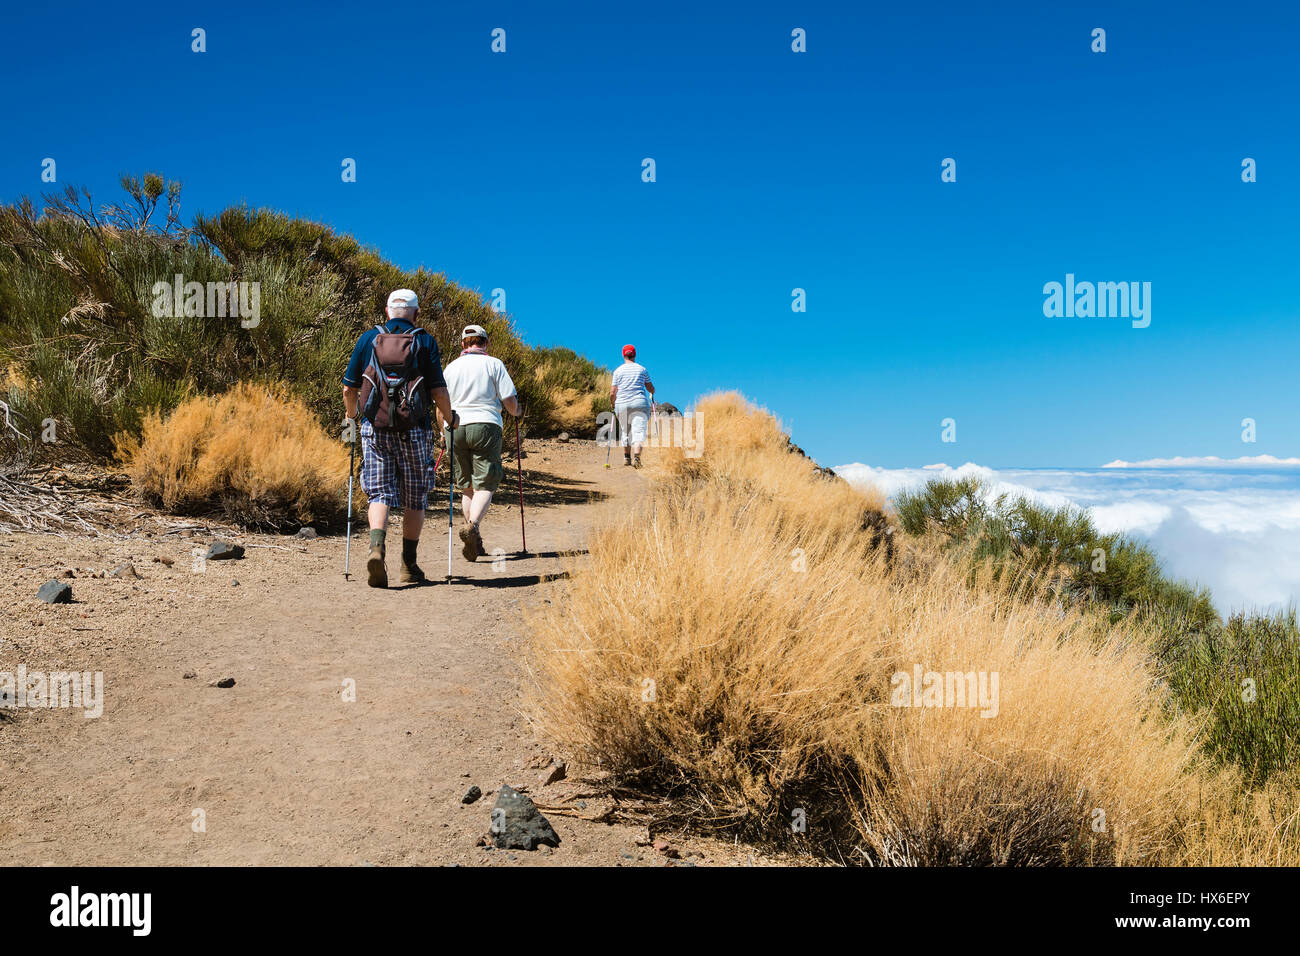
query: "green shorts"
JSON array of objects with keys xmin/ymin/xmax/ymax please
[{"xmin": 444, "ymin": 421, "xmax": 503, "ymax": 493}]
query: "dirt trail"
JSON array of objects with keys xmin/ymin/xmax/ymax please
[{"xmin": 0, "ymin": 439, "xmax": 768, "ymax": 866}]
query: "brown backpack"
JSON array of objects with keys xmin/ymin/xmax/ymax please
[{"xmin": 357, "ymin": 323, "xmax": 428, "ymax": 430}]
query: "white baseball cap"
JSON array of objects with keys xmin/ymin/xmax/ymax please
[
  {"xmin": 462, "ymin": 324, "xmax": 488, "ymax": 339},
  {"xmin": 386, "ymin": 288, "xmax": 419, "ymax": 311}
]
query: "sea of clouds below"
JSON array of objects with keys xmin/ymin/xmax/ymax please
[{"xmin": 834, "ymin": 459, "xmax": 1300, "ymax": 616}]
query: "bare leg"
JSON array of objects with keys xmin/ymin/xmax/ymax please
[{"xmin": 468, "ymin": 490, "xmax": 494, "ymax": 526}]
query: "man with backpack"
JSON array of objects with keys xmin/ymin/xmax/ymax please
[
  {"xmin": 342, "ymin": 289, "xmax": 458, "ymax": 588},
  {"xmin": 438, "ymin": 324, "xmax": 520, "ymax": 562}
]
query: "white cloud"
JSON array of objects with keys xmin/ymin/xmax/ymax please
[
  {"xmin": 1089, "ymin": 501, "xmax": 1171, "ymax": 535},
  {"xmin": 1102, "ymin": 454, "xmax": 1300, "ymax": 468},
  {"xmin": 835, "ymin": 461, "xmax": 1300, "ymax": 615}
]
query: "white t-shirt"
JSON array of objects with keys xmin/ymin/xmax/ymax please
[
  {"xmin": 611, "ymin": 361, "xmax": 652, "ymax": 408},
  {"xmin": 443, "ymin": 352, "xmax": 517, "ymax": 428}
]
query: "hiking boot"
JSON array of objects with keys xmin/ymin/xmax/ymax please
[
  {"xmin": 623, "ymin": 455, "xmax": 632, "ymax": 467},
  {"xmin": 399, "ymin": 561, "xmax": 426, "ymax": 584},
  {"xmin": 366, "ymin": 544, "xmax": 388, "ymax": 588},
  {"xmin": 459, "ymin": 524, "xmax": 482, "ymax": 562},
  {"xmin": 633, "ymin": 453, "xmax": 642, "ymax": 469}
]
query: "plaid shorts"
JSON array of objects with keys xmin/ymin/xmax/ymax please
[{"xmin": 359, "ymin": 421, "xmax": 434, "ymax": 510}]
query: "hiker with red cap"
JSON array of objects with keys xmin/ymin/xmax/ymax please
[{"xmin": 609, "ymin": 344, "xmax": 655, "ymax": 468}]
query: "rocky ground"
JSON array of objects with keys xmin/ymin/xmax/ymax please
[{"xmin": 0, "ymin": 438, "xmax": 806, "ymax": 867}]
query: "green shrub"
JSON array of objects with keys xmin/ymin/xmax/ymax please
[
  {"xmin": 1155, "ymin": 609, "xmax": 1300, "ymax": 785},
  {"xmin": 532, "ymin": 345, "xmax": 606, "ymax": 393},
  {"xmin": 894, "ymin": 475, "xmax": 995, "ymax": 536},
  {"xmin": 894, "ymin": 477, "xmax": 1217, "ymax": 627},
  {"xmin": 0, "ymin": 175, "xmax": 600, "ymax": 457}
]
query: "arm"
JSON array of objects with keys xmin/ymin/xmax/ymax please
[
  {"xmin": 497, "ymin": 362, "xmax": 521, "ymax": 418},
  {"xmin": 432, "ymin": 387, "xmax": 457, "ymax": 430},
  {"xmin": 341, "ymin": 334, "xmax": 368, "ymax": 419},
  {"xmin": 645, "ymin": 377, "xmax": 655, "ymax": 397},
  {"xmin": 423, "ymin": 336, "xmax": 456, "ymax": 430}
]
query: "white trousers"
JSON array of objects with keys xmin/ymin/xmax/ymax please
[{"xmin": 615, "ymin": 404, "xmax": 649, "ymax": 446}]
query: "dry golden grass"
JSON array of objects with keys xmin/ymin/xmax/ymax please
[
  {"xmin": 116, "ymin": 382, "xmax": 350, "ymax": 529},
  {"xmin": 540, "ymin": 370, "xmax": 611, "ymax": 435},
  {"xmin": 649, "ymin": 391, "xmax": 893, "ymax": 552},
  {"xmin": 523, "ymin": 391, "xmax": 1293, "ymax": 865},
  {"xmin": 1175, "ymin": 767, "xmax": 1300, "ymax": 866},
  {"xmin": 531, "ymin": 353, "xmax": 611, "ymax": 436}
]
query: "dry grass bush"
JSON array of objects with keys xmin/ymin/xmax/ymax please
[
  {"xmin": 654, "ymin": 391, "xmax": 892, "ymax": 548},
  {"xmin": 524, "ymin": 392, "xmax": 1223, "ymax": 865},
  {"xmin": 117, "ymin": 382, "xmax": 350, "ymax": 529},
  {"xmin": 1174, "ymin": 767, "xmax": 1300, "ymax": 866},
  {"xmin": 537, "ymin": 370, "xmax": 612, "ymax": 436},
  {"xmin": 850, "ymin": 558, "xmax": 1201, "ymax": 865}
]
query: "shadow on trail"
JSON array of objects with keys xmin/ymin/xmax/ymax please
[
  {"xmin": 495, "ymin": 549, "xmax": 587, "ymax": 561},
  {"xmin": 440, "ymin": 571, "xmax": 573, "ymax": 588},
  {"xmin": 509, "ymin": 468, "xmax": 610, "ymax": 508}
]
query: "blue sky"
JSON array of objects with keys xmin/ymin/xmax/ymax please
[{"xmin": 3, "ymin": 1, "xmax": 1296, "ymax": 467}]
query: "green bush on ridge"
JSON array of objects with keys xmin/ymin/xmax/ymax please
[
  {"xmin": 894, "ymin": 476, "xmax": 1216, "ymax": 624},
  {"xmin": 1153, "ymin": 608, "xmax": 1300, "ymax": 787},
  {"xmin": 0, "ymin": 174, "xmax": 603, "ymax": 459}
]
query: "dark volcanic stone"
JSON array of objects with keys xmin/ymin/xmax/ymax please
[
  {"xmin": 36, "ymin": 580, "xmax": 72, "ymax": 604},
  {"xmin": 206, "ymin": 541, "xmax": 245, "ymax": 561},
  {"xmin": 489, "ymin": 784, "xmax": 560, "ymax": 850}
]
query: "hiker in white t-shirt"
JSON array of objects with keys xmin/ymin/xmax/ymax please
[
  {"xmin": 437, "ymin": 324, "xmax": 520, "ymax": 561},
  {"xmin": 609, "ymin": 344, "xmax": 655, "ymax": 468}
]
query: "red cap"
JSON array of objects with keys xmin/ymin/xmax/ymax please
[{"xmin": 622, "ymin": 344, "xmax": 636, "ymax": 359}]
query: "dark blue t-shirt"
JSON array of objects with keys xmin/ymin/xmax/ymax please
[
  {"xmin": 343, "ymin": 319, "xmax": 446, "ymax": 429},
  {"xmin": 342, "ymin": 319, "xmax": 446, "ymax": 391}
]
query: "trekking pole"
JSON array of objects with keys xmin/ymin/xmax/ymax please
[
  {"xmin": 446, "ymin": 420, "xmax": 455, "ymax": 581},
  {"xmin": 343, "ymin": 421, "xmax": 357, "ymax": 580},
  {"xmin": 603, "ymin": 417, "xmax": 612, "ymax": 468},
  {"xmin": 604, "ymin": 408, "xmax": 615, "ymax": 469},
  {"xmin": 514, "ymin": 413, "xmax": 527, "ymax": 554}
]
